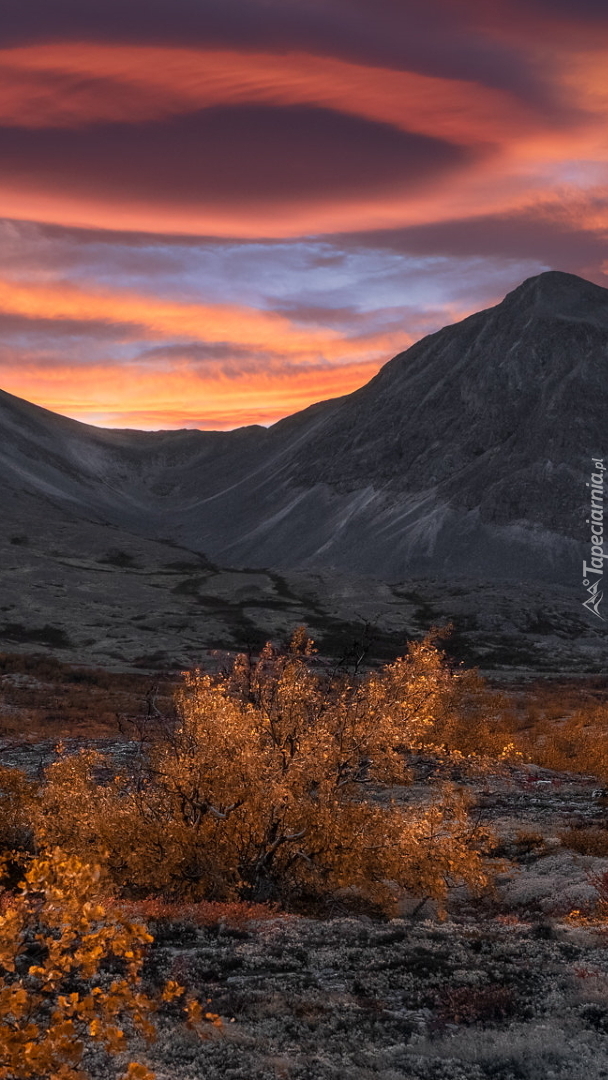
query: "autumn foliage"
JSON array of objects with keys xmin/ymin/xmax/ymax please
[
  {"xmin": 0, "ymin": 848, "xmax": 221, "ymax": 1079},
  {"xmin": 19, "ymin": 630, "xmax": 497, "ymax": 915},
  {"xmin": 6, "ymin": 630, "xmax": 608, "ymax": 1074},
  {"xmin": 523, "ymin": 702, "xmax": 608, "ymax": 780},
  {"xmin": 0, "ymin": 848, "xmax": 157, "ymax": 1079}
]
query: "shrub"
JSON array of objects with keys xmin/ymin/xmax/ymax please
[
  {"xmin": 524, "ymin": 704, "xmax": 608, "ymax": 780},
  {"xmin": 514, "ymin": 829, "xmax": 547, "ymax": 856},
  {"xmin": 589, "ymin": 868, "xmax": 608, "ymax": 919},
  {"xmin": 0, "ymin": 767, "xmax": 37, "ymax": 858},
  {"xmin": 1, "ymin": 625, "xmax": 71, "ymax": 649},
  {"xmin": 560, "ymin": 827, "xmax": 608, "ymax": 857},
  {"xmin": 34, "ymin": 631, "xmax": 496, "ymax": 914},
  {"xmin": 0, "ymin": 848, "xmax": 220, "ymax": 1079},
  {"xmin": 0, "ymin": 848, "xmax": 158, "ymax": 1079},
  {"xmin": 436, "ymin": 983, "xmax": 517, "ymax": 1026}
]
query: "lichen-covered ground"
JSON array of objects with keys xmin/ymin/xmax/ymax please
[
  {"xmin": 92, "ymin": 762, "xmax": 608, "ymax": 1080},
  {"xmin": 111, "ymin": 911, "xmax": 608, "ymax": 1080}
]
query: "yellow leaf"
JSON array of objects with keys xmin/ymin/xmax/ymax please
[
  {"xmin": 161, "ymin": 981, "xmax": 185, "ymax": 1002},
  {"xmin": 122, "ymin": 1063, "xmax": 155, "ymax": 1080}
]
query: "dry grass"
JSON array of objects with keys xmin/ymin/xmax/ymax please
[
  {"xmin": 496, "ymin": 677, "xmax": 608, "ymax": 780},
  {"xmin": 560, "ymin": 827, "xmax": 608, "ymax": 858},
  {"xmin": 115, "ymin": 898, "xmax": 287, "ymax": 929},
  {"xmin": 0, "ymin": 651, "xmax": 177, "ymax": 739}
]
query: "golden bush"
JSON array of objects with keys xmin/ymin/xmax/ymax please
[
  {"xmin": 560, "ymin": 827, "xmax": 608, "ymax": 857},
  {"xmin": 525, "ymin": 705, "xmax": 608, "ymax": 780},
  {"xmin": 34, "ymin": 631, "xmax": 496, "ymax": 913},
  {"xmin": 0, "ymin": 848, "xmax": 220, "ymax": 1080},
  {"xmin": 0, "ymin": 766, "xmax": 37, "ymax": 858},
  {"xmin": 0, "ymin": 847, "xmax": 158, "ymax": 1079}
]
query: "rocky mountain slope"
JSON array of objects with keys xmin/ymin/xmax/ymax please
[
  {"xmin": 0, "ymin": 270, "xmax": 603, "ymax": 584},
  {"xmin": 0, "ymin": 270, "xmax": 605, "ymax": 671}
]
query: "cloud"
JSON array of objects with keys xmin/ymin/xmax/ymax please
[
  {"xmin": 0, "ymin": 5, "xmax": 607, "ymax": 429},
  {"xmin": 335, "ymin": 208, "xmax": 608, "ymax": 282},
  {"xmin": 0, "ymin": 40, "xmax": 569, "ymax": 236},
  {"xmin": 0, "ymin": 0, "xmax": 557, "ymax": 103},
  {"xmin": 0, "ymin": 310, "xmax": 145, "ymax": 341},
  {"xmin": 0, "ymin": 275, "xmax": 344, "ymax": 353},
  {"xmin": 0, "ymin": 270, "xmax": 414, "ymax": 364},
  {"xmin": 0, "ymin": 105, "xmax": 472, "ymax": 208},
  {"xmin": 0, "ymin": 349, "xmax": 384, "ymax": 430},
  {"xmin": 450, "ymin": 0, "xmax": 608, "ymax": 26},
  {"xmin": 0, "ymin": 42, "xmax": 542, "ymax": 138},
  {"xmin": 137, "ymin": 341, "xmax": 272, "ymax": 363}
]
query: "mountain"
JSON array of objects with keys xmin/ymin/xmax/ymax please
[
  {"xmin": 0, "ymin": 270, "xmax": 604, "ymax": 584},
  {"xmin": 0, "ymin": 269, "xmax": 606, "ymax": 674}
]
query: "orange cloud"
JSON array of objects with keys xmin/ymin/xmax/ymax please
[
  {"xmin": 0, "ymin": 356, "xmax": 384, "ymax": 429},
  {"xmin": 0, "ymin": 277, "xmax": 334, "ymax": 352},
  {"xmin": 0, "ymin": 43, "xmax": 534, "ymax": 143},
  {"xmin": 0, "ymin": 274, "xmax": 415, "ymax": 426},
  {"xmin": 0, "ymin": 42, "xmax": 592, "ymax": 237},
  {"xmin": 0, "ymin": 276, "xmax": 414, "ymax": 362}
]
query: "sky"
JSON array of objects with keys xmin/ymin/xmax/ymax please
[{"xmin": 0, "ymin": 0, "xmax": 607, "ymax": 429}]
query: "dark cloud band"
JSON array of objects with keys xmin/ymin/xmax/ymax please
[
  {"xmin": 333, "ymin": 211, "xmax": 608, "ymax": 283},
  {"xmin": 0, "ymin": 104, "xmax": 473, "ymax": 208},
  {"xmin": 0, "ymin": 0, "xmax": 555, "ymax": 102}
]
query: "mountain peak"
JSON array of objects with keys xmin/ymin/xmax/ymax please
[{"xmin": 499, "ymin": 270, "xmax": 608, "ymax": 321}]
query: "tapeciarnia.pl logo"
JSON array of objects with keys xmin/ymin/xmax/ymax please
[{"xmin": 582, "ymin": 457, "xmax": 606, "ymax": 620}]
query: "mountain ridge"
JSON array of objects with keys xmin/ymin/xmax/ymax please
[{"xmin": 0, "ymin": 270, "xmax": 604, "ymax": 586}]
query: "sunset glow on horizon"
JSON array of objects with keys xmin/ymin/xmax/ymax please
[{"xmin": 1, "ymin": 0, "xmax": 608, "ymax": 428}]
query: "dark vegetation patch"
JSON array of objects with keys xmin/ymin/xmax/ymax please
[
  {"xmin": 172, "ymin": 576, "xmax": 208, "ymax": 596},
  {"xmin": 193, "ymin": 598, "xmax": 279, "ymax": 651},
  {"xmin": 393, "ymin": 587, "xmax": 438, "ymax": 626},
  {"xmin": 434, "ymin": 983, "xmax": 519, "ymax": 1026},
  {"xmin": 98, "ymin": 548, "xmax": 139, "ymax": 568},
  {"xmin": 0, "ymin": 623, "xmax": 72, "ymax": 648},
  {"xmin": 313, "ymin": 617, "xmax": 406, "ymax": 665},
  {"xmin": 132, "ymin": 649, "xmax": 182, "ymax": 670},
  {"xmin": 473, "ymin": 639, "xmax": 538, "ymax": 667},
  {"xmin": 162, "ymin": 558, "xmax": 210, "ymax": 572}
]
